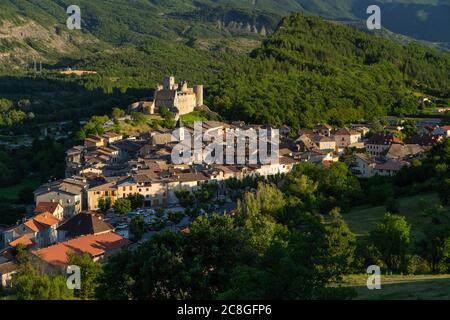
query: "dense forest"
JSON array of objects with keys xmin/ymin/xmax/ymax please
[{"xmin": 210, "ymin": 13, "xmax": 450, "ymax": 129}]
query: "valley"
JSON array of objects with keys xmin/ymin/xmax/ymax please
[{"xmin": 0, "ymin": 1, "xmax": 449, "ymax": 303}]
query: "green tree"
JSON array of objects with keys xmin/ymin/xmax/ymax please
[
  {"xmin": 236, "ymin": 185, "xmax": 287, "ymax": 254},
  {"xmin": 98, "ymin": 214, "xmax": 249, "ymax": 300},
  {"xmin": 438, "ymin": 178, "xmax": 450, "ymax": 206},
  {"xmin": 369, "ymin": 213, "xmax": 411, "ymax": 271},
  {"xmin": 96, "ymin": 249, "xmax": 136, "ymax": 300},
  {"xmin": 79, "ymin": 115, "xmax": 109, "ymax": 137},
  {"xmin": 419, "ymin": 223, "xmax": 450, "ymax": 273},
  {"xmin": 98, "ymin": 197, "xmax": 112, "ymax": 214},
  {"xmin": 13, "ymin": 263, "xmax": 74, "ymax": 300},
  {"xmin": 326, "ymin": 208, "xmax": 357, "ymax": 273},
  {"xmin": 131, "ymin": 112, "xmax": 146, "ymax": 125},
  {"xmin": 114, "ymin": 198, "xmax": 132, "ymax": 215},
  {"xmin": 127, "ymin": 194, "xmax": 144, "ymax": 210},
  {"xmin": 175, "ymin": 189, "xmax": 195, "ymax": 208},
  {"xmin": 67, "ymin": 252, "xmax": 103, "ymax": 300},
  {"xmin": 0, "ymin": 98, "xmax": 13, "ymax": 112},
  {"xmin": 112, "ymin": 107, "xmax": 126, "ymax": 119},
  {"xmin": 401, "ymin": 119, "xmax": 417, "ymax": 139},
  {"xmin": 221, "ymin": 217, "xmax": 355, "ymax": 299},
  {"xmin": 129, "ymin": 216, "xmax": 145, "ymax": 241}
]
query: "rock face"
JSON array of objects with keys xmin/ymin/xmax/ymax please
[{"xmin": 216, "ymin": 18, "xmax": 273, "ymax": 36}]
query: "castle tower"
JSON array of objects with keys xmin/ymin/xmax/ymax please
[
  {"xmin": 163, "ymin": 76, "xmax": 175, "ymax": 90},
  {"xmin": 180, "ymin": 81, "xmax": 188, "ymax": 92},
  {"xmin": 194, "ymin": 85, "xmax": 204, "ymax": 107}
]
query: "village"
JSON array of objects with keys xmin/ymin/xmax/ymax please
[{"xmin": 1, "ymin": 76, "xmax": 450, "ymax": 289}]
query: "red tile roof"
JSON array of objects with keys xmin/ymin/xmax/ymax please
[
  {"xmin": 32, "ymin": 232, "xmax": 130, "ymax": 267},
  {"xmin": 24, "ymin": 212, "xmax": 60, "ymax": 232},
  {"xmin": 9, "ymin": 235, "xmax": 34, "ymax": 247}
]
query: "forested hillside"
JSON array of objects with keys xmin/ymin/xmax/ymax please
[
  {"xmin": 211, "ymin": 13, "xmax": 450, "ymax": 129},
  {"xmin": 0, "ymin": 1, "xmax": 449, "ymax": 130}
]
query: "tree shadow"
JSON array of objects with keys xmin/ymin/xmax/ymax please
[{"xmin": 0, "ymin": 74, "xmax": 151, "ymax": 124}]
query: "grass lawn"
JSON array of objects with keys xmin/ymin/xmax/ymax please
[
  {"xmin": 180, "ymin": 111, "xmax": 209, "ymax": 124},
  {"xmin": 342, "ymin": 274, "xmax": 450, "ymax": 300},
  {"xmin": 0, "ymin": 178, "xmax": 41, "ymax": 202},
  {"xmin": 342, "ymin": 193, "xmax": 448, "ymax": 241}
]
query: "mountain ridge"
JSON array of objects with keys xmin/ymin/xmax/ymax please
[{"xmin": 0, "ymin": 0, "xmax": 449, "ymax": 67}]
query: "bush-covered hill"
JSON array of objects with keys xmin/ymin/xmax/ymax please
[{"xmin": 210, "ymin": 13, "xmax": 450, "ymax": 129}]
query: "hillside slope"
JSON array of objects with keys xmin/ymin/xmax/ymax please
[
  {"xmin": 0, "ymin": 0, "xmax": 448, "ymax": 67},
  {"xmin": 0, "ymin": 0, "xmax": 275, "ymax": 66}
]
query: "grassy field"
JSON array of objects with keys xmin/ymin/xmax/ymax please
[
  {"xmin": 180, "ymin": 111, "xmax": 209, "ymax": 124},
  {"xmin": 0, "ymin": 178, "xmax": 40, "ymax": 202},
  {"xmin": 340, "ymin": 194, "xmax": 450, "ymax": 300},
  {"xmin": 342, "ymin": 193, "xmax": 448, "ymax": 241},
  {"xmin": 342, "ymin": 274, "xmax": 450, "ymax": 300}
]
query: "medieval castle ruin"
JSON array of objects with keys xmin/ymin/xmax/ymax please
[{"xmin": 129, "ymin": 76, "xmax": 204, "ymax": 118}]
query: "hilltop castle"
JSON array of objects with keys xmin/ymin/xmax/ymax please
[
  {"xmin": 130, "ymin": 76, "xmax": 204, "ymax": 117},
  {"xmin": 155, "ymin": 76, "xmax": 203, "ymax": 115}
]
